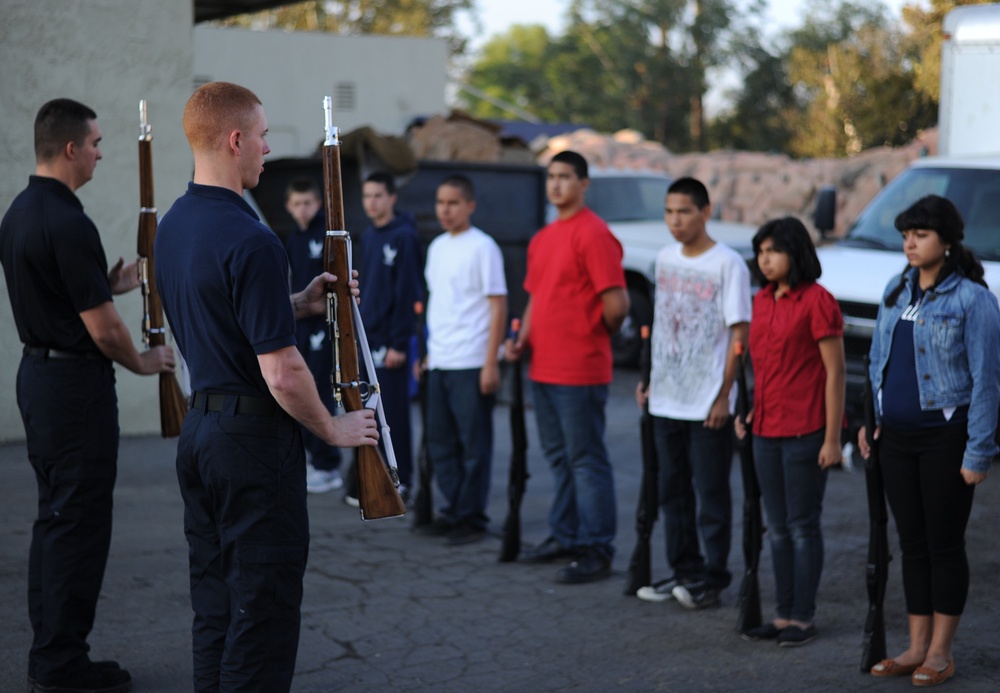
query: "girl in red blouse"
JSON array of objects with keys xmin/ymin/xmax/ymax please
[{"xmin": 737, "ymin": 217, "xmax": 845, "ymax": 646}]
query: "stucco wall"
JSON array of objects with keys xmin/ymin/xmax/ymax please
[
  {"xmin": 0, "ymin": 0, "xmax": 194, "ymax": 442},
  {"xmin": 193, "ymin": 27, "xmax": 447, "ymax": 157}
]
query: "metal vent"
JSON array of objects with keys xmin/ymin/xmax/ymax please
[{"xmin": 335, "ymin": 82, "xmax": 356, "ymax": 111}]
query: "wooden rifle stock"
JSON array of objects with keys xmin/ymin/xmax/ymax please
[
  {"xmin": 624, "ymin": 325, "xmax": 657, "ymax": 595},
  {"xmin": 734, "ymin": 341, "xmax": 763, "ymax": 633},
  {"xmin": 411, "ymin": 300, "xmax": 434, "ymax": 528},
  {"xmin": 860, "ymin": 354, "xmax": 889, "ymax": 671},
  {"xmin": 136, "ymin": 100, "xmax": 187, "ymax": 438},
  {"xmin": 321, "ymin": 98, "xmax": 405, "ymax": 520}
]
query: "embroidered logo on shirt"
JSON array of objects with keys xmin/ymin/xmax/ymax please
[
  {"xmin": 382, "ymin": 243, "xmax": 397, "ymax": 266},
  {"xmin": 309, "ymin": 330, "xmax": 325, "ymax": 351},
  {"xmin": 309, "ymin": 239, "xmax": 323, "ymax": 259}
]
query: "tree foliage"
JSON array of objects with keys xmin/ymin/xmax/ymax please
[{"xmin": 214, "ymin": 0, "xmax": 474, "ymax": 53}]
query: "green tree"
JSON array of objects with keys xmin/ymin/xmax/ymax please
[
  {"xmin": 782, "ymin": 1, "xmax": 936, "ymax": 157},
  {"xmin": 214, "ymin": 0, "xmax": 474, "ymax": 54}
]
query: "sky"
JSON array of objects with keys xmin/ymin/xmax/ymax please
[{"xmin": 470, "ymin": 0, "xmax": 915, "ymax": 49}]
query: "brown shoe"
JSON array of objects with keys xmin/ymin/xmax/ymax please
[
  {"xmin": 870, "ymin": 658, "xmax": 920, "ymax": 677},
  {"xmin": 912, "ymin": 660, "xmax": 955, "ymax": 687}
]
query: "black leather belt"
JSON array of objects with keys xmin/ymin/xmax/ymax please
[
  {"xmin": 23, "ymin": 346, "xmax": 105, "ymax": 361},
  {"xmin": 190, "ymin": 391, "xmax": 281, "ymax": 417}
]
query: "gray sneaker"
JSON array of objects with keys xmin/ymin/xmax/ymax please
[
  {"xmin": 636, "ymin": 577, "xmax": 687, "ymax": 603},
  {"xmin": 672, "ymin": 581, "xmax": 721, "ymax": 610}
]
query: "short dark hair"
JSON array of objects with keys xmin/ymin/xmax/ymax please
[
  {"xmin": 365, "ymin": 171, "xmax": 396, "ymax": 196},
  {"xmin": 439, "ymin": 174, "xmax": 474, "ymax": 201},
  {"xmin": 667, "ymin": 177, "xmax": 710, "ymax": 210},
  {"xmin": 751, "ymin": 217, "xmax": 822, "ymax": 288},
  {"xmin": 34, "ymin": 98, "xmax": 97, "ymax": 162},
  {"xmin": 550, "ymin": 150, "xmax": 588, "ymax": 180},
  {"xmin": 285, "ymin": 177, "xmax": 320, "ymax": 201}
]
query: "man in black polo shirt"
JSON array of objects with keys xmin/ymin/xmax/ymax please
[
  {"xmin": 0, "ymin": 98, "xmax": 176, "ymax": 693},
  {"xmin": 155, "ymin": 82, "xmax": 379, "ymax": 692}
]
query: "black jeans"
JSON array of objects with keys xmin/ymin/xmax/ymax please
[
  {"xmin": 178, "ymin": 402, "xmax": 308, "ymax": 692},
  {"xmin": 17, "ymin": 354, "xmax": 118, "ymax": 682},
  {"xmin": 880, "ymin": 423, "xmax": 975, "ymax": 616}
]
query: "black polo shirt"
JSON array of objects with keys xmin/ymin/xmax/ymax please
[
  {"xmin": 155, "ymin": 182, "xmax": 296, "ymax": 396},
  {"xmin": 0, "ymin": 176, "xmax": 111, "ymax": 352}
]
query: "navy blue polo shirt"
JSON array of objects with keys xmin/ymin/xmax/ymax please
[
  {"xmin": 0, "ymin": 176, "xmax": 111, "ymax": 352},
  {"xmin": 155, "ymin": 182, "xmax": 296, "ymax": 396}
]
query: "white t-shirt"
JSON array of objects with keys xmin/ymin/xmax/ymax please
[
  {"xmin": 425, "ymin": 226, "xmax": 508, "ymax": 370},
  {"xmin": 648, "ymin": 242, "xmax": 752, "ymax": 420}
]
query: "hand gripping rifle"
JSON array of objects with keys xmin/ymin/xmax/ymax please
[
  {"xmin": 136, "ymin": 100, "xmax": 187, "ymax": 438},
  {"xmin": 734, "ymin": 341, "xmax": 764, "ymax": 633},
  {"xmin": 499, "ymin": 318, "xmax": 529, "ymax": 562},
  {"xmin": 624, "ymin": 325, "xmax": 657, "ymax": 595},
  {"xmin": 860, "ymin": 354, "xmax": 889, "ymax": 671},
  {"xmin": 411, "ymin": 300, "xmax": 434, "ymax": 528},
  {"xmin": 321, "ymin": 97, "xmax": 406, "ymax": 520}
]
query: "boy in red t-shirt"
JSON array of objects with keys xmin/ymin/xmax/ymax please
[{"xmin": 506, "ymin": 150, "xmax": 629, "ymax": 584}]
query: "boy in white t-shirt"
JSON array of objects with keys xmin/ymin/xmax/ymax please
[
  {"xmin": 635, "ymin": 177, "xmax": 752, "ymax": 609},
  {"xmin": 417, "ymin": 175, "xmax": 508, "ymax": 545}
]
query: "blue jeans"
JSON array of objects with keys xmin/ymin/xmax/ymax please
[
  {"xmin": 426, "ymin": 369, "xmax": 494, "ymax": 528},
  {"xmin": 653, "ymin": 416, "xmax": 732, "ymax": 589},
  {"xmin": 753, "ymin": 430, "xmax": 828, "ymax": 623},
  {"xmin": 532, "ymin": 382, "xmax": 616, "ymax": 560}
]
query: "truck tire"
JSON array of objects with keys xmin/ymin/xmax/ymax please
[{"xmin": 612, "ymin": 288, "xmax": 653, "ymax": 368}]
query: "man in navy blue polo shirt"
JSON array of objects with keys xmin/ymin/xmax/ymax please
[
  {"xmin": 0, "ymin": 98, "xmax": 175, "ymax": 693},
  {"xmin": 155, "ymin": 82, "xmax": 378, "ymax": 693}
]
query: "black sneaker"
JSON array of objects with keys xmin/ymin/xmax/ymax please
[
  {"xmin": 555, "ymin": 549, "xmax": 611, "ymax": 584},
  {"xmin": 777, "ymin": 624, "xmax": 817, "ymax": 647},
  {"xmin": 444, "ymin": 523, "xmax": 487, "ymax": 546},
  {"xmin": 519, "ymin": 537, "xmax": 577, "ymax": 564},
  {"xmin": 412, "ymin": 517, "xmax": 454, "ymax": 536},
  {"xmin": 740, "ymin": 623, "xmax": 783, "ymax": 641},
  {"xmin": 32, "ymin": 663, "xmax": 132, "ymax": 693},
  {"xmin": 672, "ymin": 581, "xmax": 721, "ymax": 609}
]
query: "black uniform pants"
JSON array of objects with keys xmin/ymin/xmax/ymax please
[
  {"xmin": 177, "ymin": 399, "xmax": 308, "ymax": 693},
  {"xmin": 16, "ymin": 354, "xmax": 119, "ymax": 682}
]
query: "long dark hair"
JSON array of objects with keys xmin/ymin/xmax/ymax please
[
  {"xmin": 751, "ymin": 217, "xmax": 822, "ymax": 289},
  {"xmin": 885, "ymin": 195, "xmax": 987, "ymax": 307}
]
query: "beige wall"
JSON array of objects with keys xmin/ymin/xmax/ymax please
[
  {"xmin": 193, "ymin": 27, "xmax": 448, "ymax": 158},
  {"xmin": 0, "ymin": 0, "xmax": 194, "ymax": 442}
]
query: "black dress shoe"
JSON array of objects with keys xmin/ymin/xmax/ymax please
[
  {"xmin": 519, "ymin": 537, "xmax": 576, "ymax": 564},
  {"xmin": 556, "ymin": 550, "xmax": 611, "ymax": 584},
  {"xmin": 29, "ymin": 661, "xmax": 123, "ymax": 688},
  {"xmin": 32, "ymin": 663, "xmax": 131, "ymax": 693}
]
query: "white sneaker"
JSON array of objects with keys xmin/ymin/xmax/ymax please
[
  {"xmin": 306, "ymin": 465, "xmax": 343, "ymax": 494},
  {"xmin": 636, "ymin": 577, "xmax": 685, "ymax": 603}
]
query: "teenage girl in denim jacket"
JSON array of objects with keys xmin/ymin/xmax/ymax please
[{"xmin": 859, "ymin": 195, "xmax": 1000, "ymax": 686}]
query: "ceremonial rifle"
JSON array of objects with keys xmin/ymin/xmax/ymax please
[
  {"xmin": 321, "ymin": 96, "xmax": 406, "ymax": 520},
  {"xmin": 860, "ymin": 354, "xmax": 889, "ymax": 671},
  {"xmin": 734, "ymin": 341, "xmax": 764, "ymax": 633},
  {"xmin": 624, "ymin": 325, "xmax": 657, "ymax": 595},
  {"xmin": 411, "ymin": 300, "xmax": 434, "ymax": 528},
  {"xmin": 136, "ymin": 99, "xmax": 187, "ymax": 438},
  {"xmin": 499, "ymin": 318, "xmax": 529, "ymax": 562}
]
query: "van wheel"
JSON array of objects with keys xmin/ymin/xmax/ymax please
[{"xmin": 612, "ymin": 289, "xmax": 653, "ymax": 368}]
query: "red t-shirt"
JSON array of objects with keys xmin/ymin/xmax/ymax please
[
  {"xmin": 524, "ymin": 208, "xmax": 626, "ymax": 385},
  {"xmin": 749, "ymin": 281, "xmax": 843, "ymax": 437}
]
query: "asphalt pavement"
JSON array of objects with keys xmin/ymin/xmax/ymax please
[{"xmin": 2, "ymin": 368, "xmax": 998, "ymax": 692}]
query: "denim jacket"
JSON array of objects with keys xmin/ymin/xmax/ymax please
[{"xmin": 869, "ymin": 268, "xmax": 1000, "ymax": 473}]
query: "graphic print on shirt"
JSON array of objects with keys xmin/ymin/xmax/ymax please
[
  {"xmin": 652, "ymin": 264, "xmax": 722, "ymax": 405},
  {"xmin": 309, "ymin": 330, "xmax": 325, "ymax": 352},
  {"xmin": 382, "ymin": 243, "xmax": 397, "ymax": 267},
  {"xmin": 308, "ymin": 238, "xmax": 323, "ymax": 259},
  {"xmin": 372, "ymin": 345, "xmax": 387, "ymax": 368}
]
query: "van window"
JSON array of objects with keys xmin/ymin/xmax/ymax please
[{"xmin": 586, "ymin": 177, "xmax": 671, "ymax": 222}]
